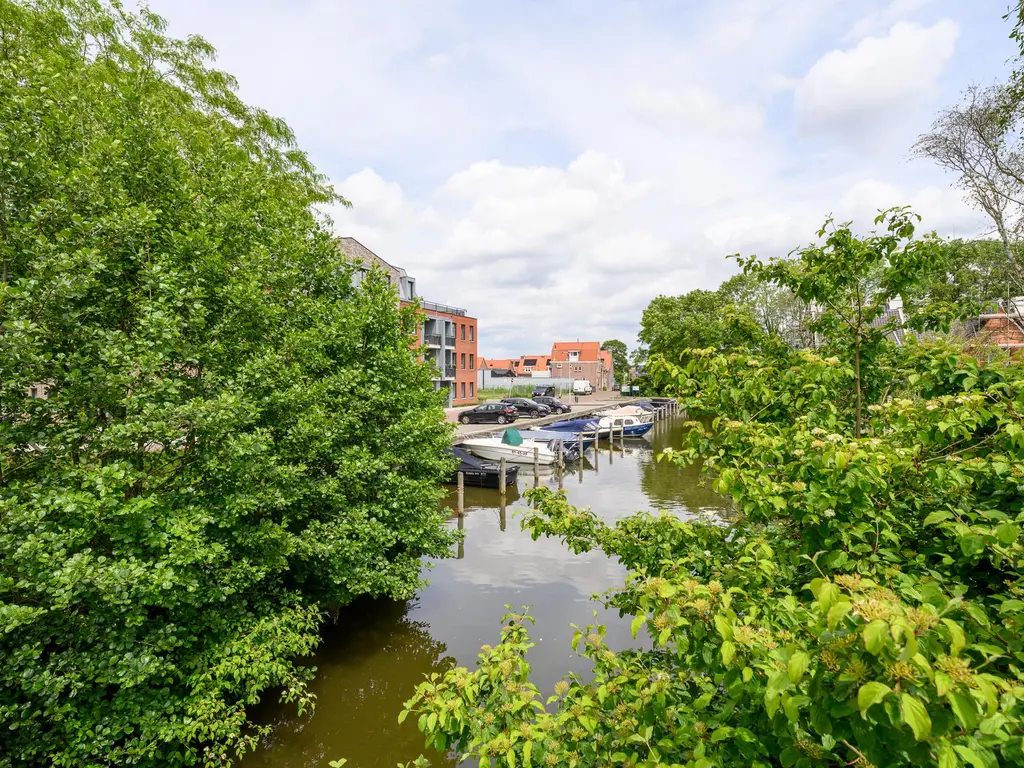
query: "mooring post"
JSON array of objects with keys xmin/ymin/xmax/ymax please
[
  {"xmin": 499, "ymin": 458, "xmax": 506, "ymax": 497},
  {"xmin": 457, "ymin": 513, "xmax": 465, "ymax": 560},
  {"xmin": 533, "ymin": 445, "xmax": 539, "ymax": 474},
  {"xmin": 609, "ymin": 428, "xmax": 614, "ymax": 464},
  {"xmin": 577, "ymin": 431, "xmax": 583, "ymax": 461},
  {"xmin": 557, "ymin": 440, "xmax": 564, "ymax": 470},
  {"xmin": 457, "ymin": 471, "xmax": 465, "ymax": 517},
  {"xmin": 500, "ymin": 494, "xmax": 507, "ymax": 532},
  {"xmin": 593, "ymin": 431, "xmax": 599, "ymax": 473}
]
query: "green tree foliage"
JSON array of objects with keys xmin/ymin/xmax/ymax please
[
  {"xmin": 638, "ymin": 289, "xmax": 742, "ymax": 362},
  {"xmin": 400, "ymin": 217, "xmax": 1024, "ymax": 767},
  {"xmin": 738, "ymin": 209, "xmax": 950, "ymax": 436},
  {"xmin": 601, "ymin": 340, "xmax": 630, "ymax": 382},
  {"xmin": 0, "ymin": 2, "xmax": 455, "ymax": 765}
]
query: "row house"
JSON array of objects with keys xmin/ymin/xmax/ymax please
[{"xmin": 339, "ymin": 238, "xmax": 478, "ymax": 407}]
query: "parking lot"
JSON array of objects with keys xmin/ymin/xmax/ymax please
[{"xmin": 447, "ymin": 392, "xmax": 636, "ymax": 441}]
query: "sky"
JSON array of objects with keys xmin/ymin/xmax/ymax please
[{"xmin": 146, "ymin": 0, "xmax": 1019, "ymax": 359}]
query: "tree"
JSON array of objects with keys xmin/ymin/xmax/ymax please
[
  {"xmin": 638, "ymin": 289, "xmax": 729, "ymax": 361},
  {"xmin": 0, "ymin": 2, "xmax": 455, "ymax": 764},
  {"xmin": 720, "ymin": 272, "xmax": 817, "ymax": 349},
  {"xmin": 914, "ymin": 85, "xmax": 1024, "ymax": 299},
  {"xmin": 738, "ymin": 209, "xmax": 947, "ymax": 437},
  {"xmin": 600, "ymin": 339, "xmax": 629, "ymax": 383}
]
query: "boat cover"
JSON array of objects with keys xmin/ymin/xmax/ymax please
[
  {"xmin": 450, "ymin": 446, "xmax": 495, "ymax": 469},
  {"xmin": 501, "ymin": 428, "xmax": 524, "ymax": 446}
]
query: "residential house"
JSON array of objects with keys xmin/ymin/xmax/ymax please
[
  {"xmin": 339, "ymin": 238, "xmax": 478, "ymax": 407},
  {"xmin": 548, "ymin": 341, "xmax": 613, "ymax": 390}
]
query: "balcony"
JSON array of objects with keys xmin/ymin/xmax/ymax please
[
  {"xmin": 423, "ymin": 333, "xmax": 442, "ymax": 347},
  {"xmin": 444, "ymin": 366, "xmax": 457, "ymax": 379},
  {"xmin": 444, "ymin": 335, "xmax": 456, "ymax": 346}
]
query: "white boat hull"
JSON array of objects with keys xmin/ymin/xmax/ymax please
[{"xmin": 461, "ymin": 438, "xmax": 559, "ymax": 465}]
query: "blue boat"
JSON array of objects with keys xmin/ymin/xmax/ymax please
[{"xmin": 543, "ymin": 418, "xmax": 603, "ymax": 433}]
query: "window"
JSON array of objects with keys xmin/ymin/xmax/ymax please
[
  {"xmin": 29, "ymin": 387, "xmax": 38, "ymax": 398},
  {"xmin": 469, "ymin": 354, "xmax": 475, "ymax": 370},
  {"xmin": 461, "ymin": 324, "xmax": 466, "ymax": 340},
  {"xmin": 569, "ymin": 350, "xmax": 580, "ymax": 361},
  {"xmin": 461, "ymin": 382, "xmax": 466, "ymax": 399},
  {"xmin": 469, "ymin": 326, "xmax": 474, "ymax": 341},
  {"xmin": 461, "ymin": 353, "xmax": 466, "ymax": 369},
  {"xmin": 470, "ymin": 383, "xmax": 474, "ymax": 398}
]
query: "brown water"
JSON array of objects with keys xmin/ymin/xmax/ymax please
[{"xmin": 242, "ymin": 416, "xmax": 726, "ymax": 767}]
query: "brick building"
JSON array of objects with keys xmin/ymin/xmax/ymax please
[
  {"xmin": 339, "ymin": 238, "xmax": 477, "ymax": 407},
  {"xmin": 548, "ymin": 341, "xmax": 613, "ymax": 390}
]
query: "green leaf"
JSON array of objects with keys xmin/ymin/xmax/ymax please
[
  {"xmin": 937, "ymin": 743, "xmax": 957, "ymax": 768},
  {"xmin": 857, "ymin": 682, "xmax": 891, "ymax": 713},
  {"xmin": 948, "ymin": 690, "xmax": 979, "ymax": 730},
  {"xmin": 721, "ymin": 640, "xmax": 736, "ymax": 666},
  {"xmin": 631, "ymin": 615, "xmax": 646, "ymax": 639},
  {"xmin": 714, "ymin": 614, "xmax": 733, "ymax": 640},
  {"xmin": 954, "ymin": 745, "xmax": 987, "ymax": 768},
  {"xmin": 788, "ymin": 651, "xmax": 809, "ymax": 684},
  {"xmin": 523, "ymin": 740, "xmax": 533, "ymax": 768},
  {"xmin": 923, "ymin": 511, "xmax": 953, "ymax": 526},
  {"xmin": 942, "ymin": 618, "xmax": 966, "ymax": 655},
  {"xmin": 827, "ymin": 601, "xmax": 852, "ymax": 630},
  {"xmin": 900, "ymin": 694, "xmax": 931, "ymax": 741},
  {"xmin": 863, "ymin": 620, "xmax": 888, "ymax": 655}
]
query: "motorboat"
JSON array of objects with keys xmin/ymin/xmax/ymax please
[
  {"xmin": 543, "ymin": 418, "xmax": 604, "ymax": 434},
  {"xmin": 597, "ymin": 405, "xmax": 654, "ymax": 423},
  {"xmin": 596, "ymin": 414, "xmax": 654, "ymax": 438},
  {"xmin": 446, "ymin": 446, "xmax": 519, "ymax": 488},
  {"xmin": 521, "ymin": 429, "xmax": 595, "ymax": 458},
  {"xmin": 461, "ymin": 429, "xmax": 562, "ymax": 465}
]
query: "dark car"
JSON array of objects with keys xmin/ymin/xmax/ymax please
[
  {"xmin": 531, "ymin": 385, "xmax": 556, "ymax": 398},
  {"xmin": 533, "ymin": 395, "xmax": 571, "ymax": 414},
  {"xmin": 500, "ymin": 398, "xmax": 551, "ymax": 418},
  {"xmin": 458, "ymin": 403, "xmax": 519, "ymax": 425}
]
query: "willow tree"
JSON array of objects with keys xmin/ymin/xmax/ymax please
[{"xmin": 0, "ymin": 1, "xmax": 455, "ymax": 765}]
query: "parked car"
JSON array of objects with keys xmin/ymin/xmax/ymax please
[
  {"xmin": 458, "ymin": 403, "xmax": 519, "ymax": 425},
  {"xmin": 532, "ymin": 395, "xmax": 571, "ymax": 414},
  {"xmin": 500, "ymin": 398, "xmax": 551, "ymax": 418},
  {"xmin": 531, "ymin": 385, "xmax": 556, "ymax": 398},
  {"xmin": 572, "ymin": 379, "xmax": 594, "ymax": 396}
]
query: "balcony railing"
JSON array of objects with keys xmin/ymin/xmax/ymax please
[
  {"xmin": 444, "ymin": 335, "xmax": 456, "ymax": 346},
  {"xmin": 444, "ymin": 366, "xmax": 457, "ymax": 379},
  {"xmin": 421, "ymin": 300, "xmax": 467, "ymax": 317},
  {"xmin": 423, "ymin": 333, "xmax": 442, "ymax": 346}
]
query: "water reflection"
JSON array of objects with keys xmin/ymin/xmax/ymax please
[{"xmin": 243, "ymin": 416, "xmax": 725, "ymax": 767}]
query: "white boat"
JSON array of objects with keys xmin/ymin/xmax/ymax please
[
  {"xmin": 461, "ymin": 435, "xmax": 560, "ymax": 465},
  {"xmin": 596, "ymin": 414, "xmax": 655, "ymax": 437},
  {"xmin": 597, "ymin": 405, "xmax": 654, "ymax": 423}
]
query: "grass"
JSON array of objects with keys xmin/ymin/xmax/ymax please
[{"xmin": 476, "ymin": 384, "xmax": 570, "ymax": 402}]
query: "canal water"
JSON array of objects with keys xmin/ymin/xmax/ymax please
[{"xmin": 242, "ymin": 416, "xmax": 726, "ymax": 767}]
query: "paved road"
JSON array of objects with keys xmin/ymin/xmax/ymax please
[{"xmin": 449, "ymin": 393, "xmax": 636, "ymax": 442}]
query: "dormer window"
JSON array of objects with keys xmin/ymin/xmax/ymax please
[{"xmin": 568, "ymin": 350, "xmax": 580, "ymax": 361}]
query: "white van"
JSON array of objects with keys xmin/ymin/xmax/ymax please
[{"xmin": 572, "ymin": 379, "xmax": 594, "ymax": 396}]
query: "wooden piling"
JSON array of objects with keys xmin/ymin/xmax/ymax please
[
  {"xmin": 457, "ymin": 471, "xmax": 465, "ymax": 517},
  {"xmin": 533, "ymin": 445, "xmax": 539, "ymax": 474},
  {"xmin": 577, "ymin": 431, "xmax": 583, "ymax": 462},
  {"xmin": 593, "ymin": 431, "xmax": 599, "ymax": 473},
  {"xmin": 500, "ymin": 494, "xmax": 507, "ymax": 531},
  {"xmin": 457, "ymin": 513, "xmax": 464, "ymax": 560},
  {"xmin": 499, "ymin": 458, "xmax": 507, "ymax": 496},
  {"xmin": 557, "ymin": 440, "xmax": 564, "ymax": 470}
]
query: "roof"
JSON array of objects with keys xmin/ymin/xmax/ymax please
[
  {"xmin": 550, "ymin": 341, "xmax": 602, "ymax": 362},
  {"xmin": 519, "ymin": 355, "xmax": 550, "ymax": 369},
  {"xmin": 481, "ymin": 358, "xmax": 515, "ymax": 370},
  {"xmin": 337, "ymin": 237, "xmax": 408, "ymax": 278}
]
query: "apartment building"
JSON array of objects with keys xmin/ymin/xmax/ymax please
[{"xmin": 338, "ymin": 238, "xmax": 477, "ymax": 407}]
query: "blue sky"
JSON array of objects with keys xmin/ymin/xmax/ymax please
[{"xmin": 147, "ymin": 0, "xmax": 1019, "ymax": 358}]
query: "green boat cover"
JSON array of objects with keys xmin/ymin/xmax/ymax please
[{"xmin": 501, "ymin": 428, "xmax": 524, "ymax": 446}]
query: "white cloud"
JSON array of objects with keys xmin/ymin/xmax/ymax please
[
  {"xmin": 626, "ymin": 84, "xmax": 764, "ymax": 136},
  {"xmin": 845, "ymin": 0, "xmax": 933, "ymax": 42},
  {"xmin": 795, "ymin": 20, "xmax": 959, "ymax": 137}
]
